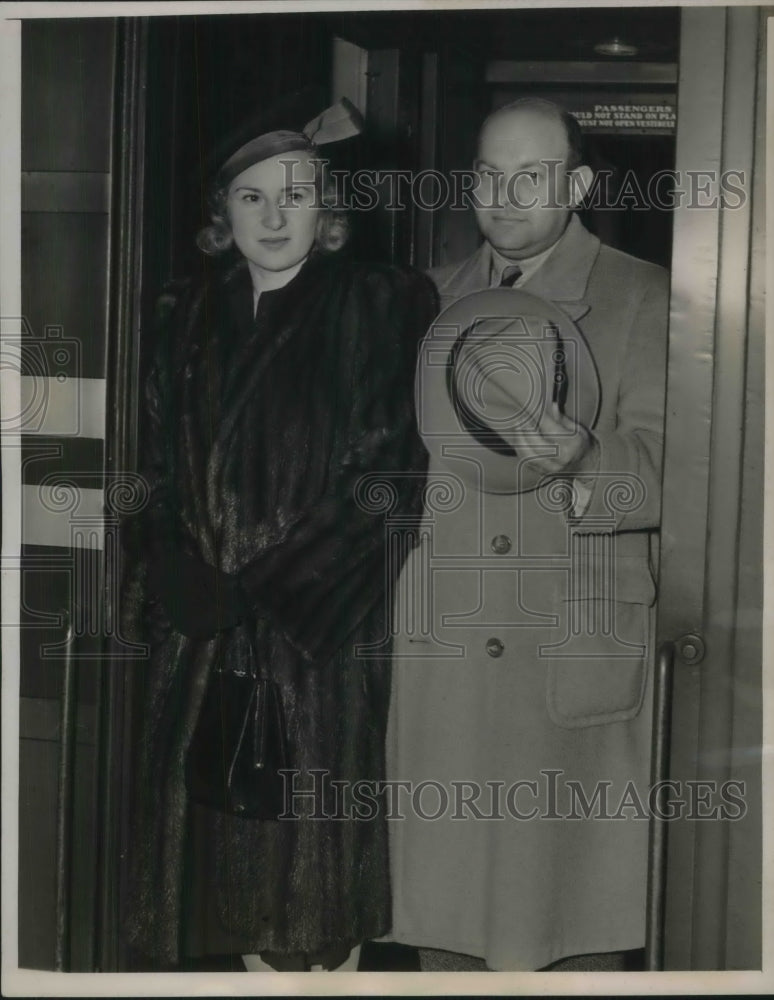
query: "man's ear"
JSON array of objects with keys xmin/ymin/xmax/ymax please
[{"xmin": 567, "ymin": 165, "xmax": 594, "ymax": 208}]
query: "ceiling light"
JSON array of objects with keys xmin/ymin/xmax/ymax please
[{"xmin": 594, "ymin": 38, "xmax": 639, "ymax": 57}]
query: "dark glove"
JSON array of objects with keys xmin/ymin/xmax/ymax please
[{"xmin": 149, "ymin": 546, "xmax": 247, "ymax": 639}]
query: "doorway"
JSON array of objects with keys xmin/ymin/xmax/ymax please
[{"xmin": 14, "ymin": 4, "xmax": 763, "ymax": 976}]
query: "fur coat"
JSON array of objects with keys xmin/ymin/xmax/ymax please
[{"xmin": 120, "ymin": 249, "xmax": 436, "ymax": 967}]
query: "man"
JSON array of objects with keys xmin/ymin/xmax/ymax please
[{"xmin": 387, "ymin": 98, "xmax": 669, "ymax": 971}]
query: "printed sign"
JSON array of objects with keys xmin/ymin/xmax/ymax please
[{"xmin": 571, "ymin": 103, "xmax": 676, "ymax": 131}]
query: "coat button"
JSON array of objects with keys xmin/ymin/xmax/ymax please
[
  {"xmin": 491, "ymin": 534, "xmax": 512, "ymax": 554},
  {"xmin": 486, "ymin": 637, "xmax": 505, "ymax": 658}
]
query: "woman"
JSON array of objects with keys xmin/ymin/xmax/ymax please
[{"xmin": 122, "ymin": 103, "xmax": 437, "ymax": 971}]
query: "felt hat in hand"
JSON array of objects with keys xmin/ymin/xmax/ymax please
[{"xmin": 415, "ymin": 287, "xmax": 601, "ymax": 494}]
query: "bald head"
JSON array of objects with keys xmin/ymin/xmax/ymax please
[{"xmin": 479, "ymin": 99, "xmax": 584, "ymax": 170}]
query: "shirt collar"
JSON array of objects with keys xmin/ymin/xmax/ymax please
[{"xmin": 488, "ymin": 239, "xmax": 560, "ymax": 288}]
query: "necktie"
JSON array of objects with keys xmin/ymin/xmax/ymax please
[{"xmin": 499, "ymin": 264, "xmax": 523, "ymax": 287}]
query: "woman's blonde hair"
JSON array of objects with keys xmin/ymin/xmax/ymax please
[{"xmin": 196, "ymin": 157, "xmax": 350, "ymax": 256}]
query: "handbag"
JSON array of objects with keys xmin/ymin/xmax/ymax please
[{"xmin": 185, "ymin": 627, "xmax": 291, "ymax": 819}]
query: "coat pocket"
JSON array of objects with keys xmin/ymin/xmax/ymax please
[{"xmin": 545, "ymin": 557, "xmax": 655, "ymax": 729}]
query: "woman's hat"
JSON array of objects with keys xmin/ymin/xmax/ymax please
[
  {"xmin": 416, "ymin": 287, "xmax": 601, "ymax": 494},
  {"xmin": 213, "ymin": 90, "xmax": 363, "ymax": 188}
]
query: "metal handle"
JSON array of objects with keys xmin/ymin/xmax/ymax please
[
  {"xmin": 644, "ymin": 639, "xmax": 676, "ymax": 970},
  {"xmin": 55, "ymin": 613, "xmax": 76, "ymax": 972}
]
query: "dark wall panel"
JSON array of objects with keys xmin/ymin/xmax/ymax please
[
  {"xmin": 19, "ymin": 16, "xmax": 116, "ymax": 973},
  {"xmin": 20, "ymin": 546, "xmax": 104, "ymax": 701},
  {"xmin": 22, "ymin": 19, "xmax": 115, "ymax": 172},
  {"xmin": 21, "ymin": 213, "xmax": 109, "ymax": 379},
  {"xmin": 18, "ymin": 701, "xmax": 99, "ymax": 971},
  {"xmin": 18, "ymin": 737, "xmax": 59, "ymax": 969}
]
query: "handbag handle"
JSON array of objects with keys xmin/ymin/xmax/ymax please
[
  {"xmin": 244, "ymin": 622, "xmax": 262, "ymax": 682},
  {"xmin": 216, "ymin": 619, "xmax": 263, "ymax": 682}
]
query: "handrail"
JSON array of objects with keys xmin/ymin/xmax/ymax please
[
  {"xmin": 54, "ymin": 614, "xmax": 76, "ymax": 972},
  {"xmin": 644, "ymin": 639, "xmax": 676, "ymax": 970}
]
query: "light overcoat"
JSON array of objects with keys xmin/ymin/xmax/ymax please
[{"xmin": 387, "ymin": 214, "xmax": 669, "ymax": 970}]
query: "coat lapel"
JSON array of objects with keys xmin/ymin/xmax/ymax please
[
  {"xmin": 436, "ymin": 216, "xmax": 602, "ymax": 323},
  {"xmin": 521, "ymin": 214, "xmax": 601, "ymax": 321},
  {"xmin": 436, "ymin": 244, "xmax": 491, "ymax": 306}
]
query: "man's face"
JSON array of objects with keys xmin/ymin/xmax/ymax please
[{"xmin": 473, "ymin": 109, "xmax": 579, "ymax": 261}]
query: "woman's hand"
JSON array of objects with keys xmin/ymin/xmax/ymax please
[{"xmin": 150, "ymin": 547, "xmax": 247, "ymax": 638}]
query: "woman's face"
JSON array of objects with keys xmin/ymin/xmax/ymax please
[{"xmin": 226, "ymin": 150, "xmax": 320, "ymax": 273}]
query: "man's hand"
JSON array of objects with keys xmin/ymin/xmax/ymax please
[{"xmin": 507, "ymin": 400, "xmax": 599, "ymax": 477}]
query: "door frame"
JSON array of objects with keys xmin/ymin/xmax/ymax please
[
  {"xmin": 650, "ymin": 4, "xmax": 765, "ymax": 971},
  {"xmin": 96, "ymin": 5, "xmax": 768, "ymax": 974}
]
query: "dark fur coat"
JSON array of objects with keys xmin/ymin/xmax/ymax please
[{"xmin": 120, "ymin": 250, "xmax": 437, "ymax": 967}]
